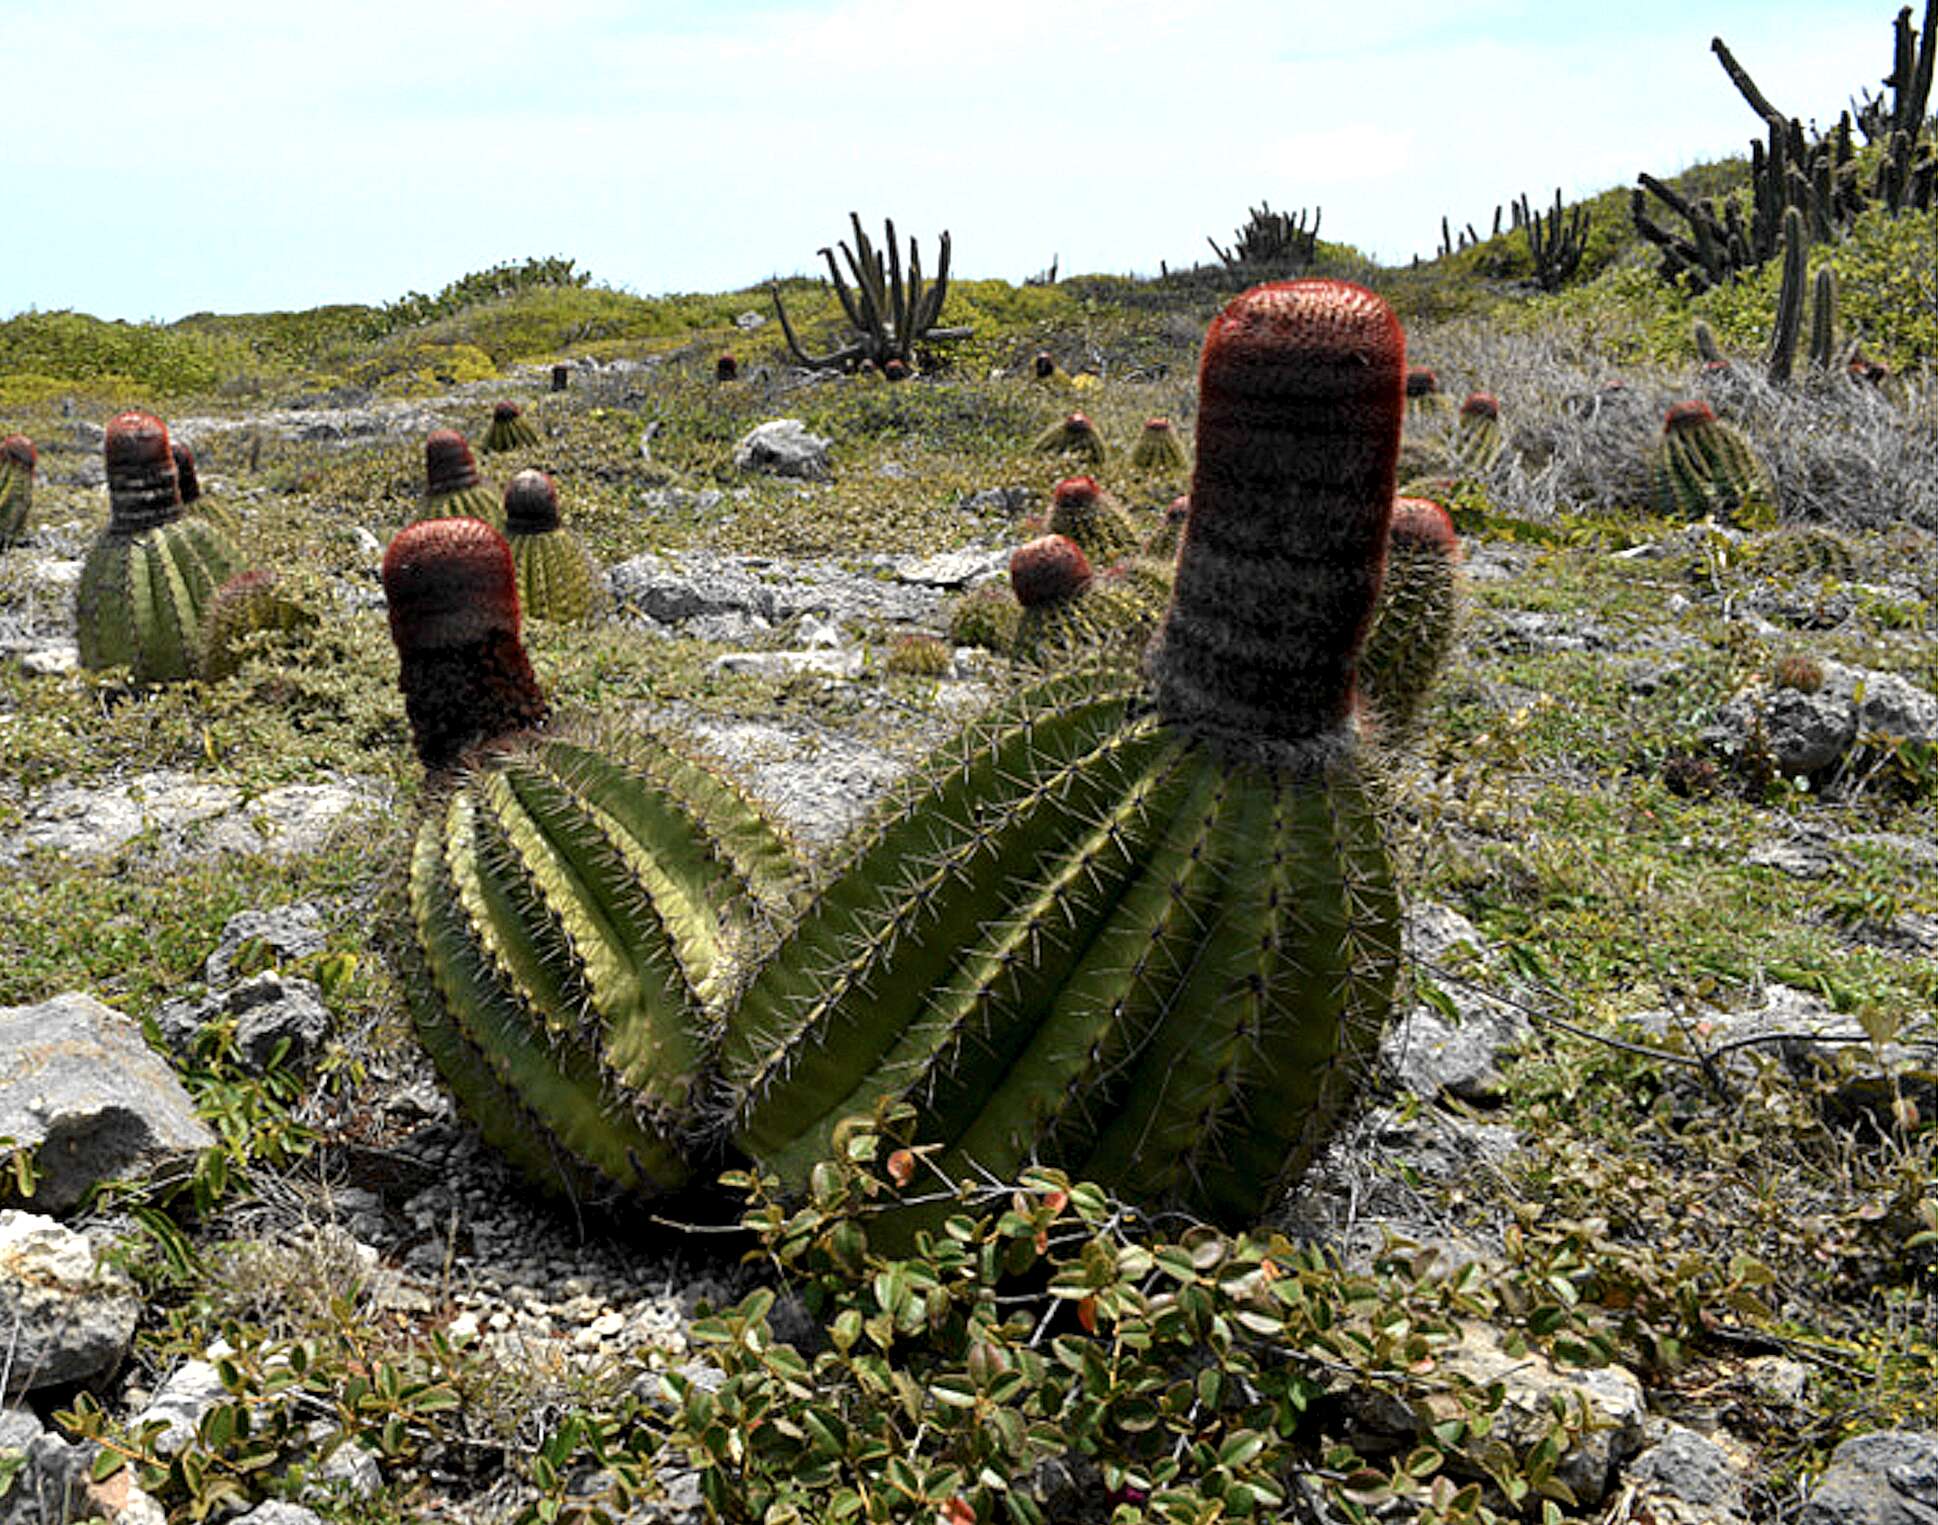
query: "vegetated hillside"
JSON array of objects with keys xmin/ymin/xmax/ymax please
[{"xmin": 0, "ymin": 105, "xmax": 1935, "ymax": 1525}]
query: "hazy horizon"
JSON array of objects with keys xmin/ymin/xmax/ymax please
[{"xmin": 6, "ymin": 0, "xmax": 1905, "ymax": 324}]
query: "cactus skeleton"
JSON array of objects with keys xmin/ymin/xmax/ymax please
[{"xmin": 76, "ymin": 412, "xmax": 244, "ymax": 682}]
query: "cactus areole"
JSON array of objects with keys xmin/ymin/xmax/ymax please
[
  {"xmin": 425, "ymin": 430, "xmax": 483, "ymax": 497},
  {"xmin": 502, "ymin": 469, "xmax": 562, "ymax": 535},
  {"xmin": 105, "ymin": 411, "xmax": 184, "ymax": 533},
  {"xmin": 1152, "ymin": 279, "xmax": 1402, "ymax": 749},
  {"xmin": 1010, "ymin": 534, "xmax": 1093, "ymax": 608},
  {"xmin": 382, "ymin": 519, "xmax": 546, "ymax": 768}
]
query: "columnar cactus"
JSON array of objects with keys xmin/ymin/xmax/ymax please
[
  {"xmin": 723, "ymin": 280, "xmax": 1405, "ymax": 1229},
  {"xmin": 0, "ymin": 435, "xmax": 35, "ymax": 544},
  {"xmin": 1359, "ymin": 497, "xmax": 1462, "ymax": 744},
  {"xmin": 1031, "ymin": 412, "xmax": 1107, "ymax": 465},
  {"xmin": 413, "ymin": 430, "xmax": 503, "ymax": 528},
  {"xmin": 1648, "ymin": 400, "xmax": 1776, "ymax": 527},
  {"xmin": 502, "ymin": 469, "xmax": 605, "ymax": 625},
  {"xmin": 1129, "ymin": 417, "xmax": 1189, "ymax": 474},
  {"xmin": 482, "ymin": 401, "xmax": 540, "ymax": 453},
  {"xmin": 76, "ymin": 412, "xmax": 244, "ymax": 682},
  {"xmin": 1453, "ymin": 391, "xmax": 1504, "ymax": 472},
  {"xmin": 1045, "ymin": 475, "xmax": 1142, "ymax": 565},
  {"xmin": 385, "ymin": 518, "xmax": 801, "ymax": 1201},
  {"xmin": 200, "ymin": 569, "xmax": 323, "ymax": 682}
]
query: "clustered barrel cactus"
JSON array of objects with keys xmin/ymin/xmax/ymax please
[
  {"xmin": 1648, "ymin": 399, "xmax": 1775, "ymax": 526},
  {"xmin": 387, "ymin": 280, "xmax": 1418, "ymax": 1234},
  {"xmin": 502, "ymin": 469, "xmax": 605, "ymax": 625},
  {"xmin": 414, "ymin": 429, "xmax": 502, "ymax": 528},
  {"xmin": 76, "ymin": 411, "xmax": 245, "ymax": 683},
  {"xmin": 1359, "ymin": 496, "xmax": 1463, "ymax": 743},
  {"xmin": 0, "ymin": 435, "xmax": 35, "ymax": 544},
  {"xmin": 482, "ymin": 401, "xmax": 540, "ymax": 453}
]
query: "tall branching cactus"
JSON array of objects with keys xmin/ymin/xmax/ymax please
[
  {"xmin": 0, "ymin": 435, "xmax": 35, "ymax": 544},
  {"xmin": 769, "ymin": 213, "xmax": 973, "ymax": 373},
  {"xmin": 76, "ymin": 412, "xmax": 243, "ymax": 683},
  {"xmin": 385, "ymin": 519, "xmax": 801, "ymax": 1202},
  {"xmin": 721, "ymin": 280, "xmax": 1406, "ymax": 1230}
]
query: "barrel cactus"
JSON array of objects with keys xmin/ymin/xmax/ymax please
[
  {"xmin": 76, "ymin": 412, "xmax": 244, "ymax": 683},
  {"xmin": 946, "ymin": 581, "xmax": 1021, "ymax": 655},
  {"xmin": 722, "ymin": 279, "xmax": 1405, "ymax": 1230},
  {"xmin": 384, "ymin": 518, "xmax": 801, "ymax": 1201},
  {"xmin": 0, "ymin": 435, "xmax": 34, "ymax": 544},
  {"xmin": 1129, "ymin": 416, "xmax": 1189, "ymax": 474},
  {"xmin": 1005, "ymin": 534, "xmax": 1159, "ymax": 668},
  {"xmin": 1453, "ymin": 391, "xmax": 1504, "ymax": 472},
  {"xmin": 200, "ymin": 568, "xmax": 324, "ymax": 682},
  {"xmin": 1359, "ymin": 496, "xmax": 1462, "ymax": 744},
  {"xmin": 1648, "ymin": 400, "xmax": 1775, "ymax": 527},
  {"xmin": 171, "ymin": 440, "xmax": 243, "ymax": 537},
  {"xmin": 413, "ymin": 430, "xmax": 502, "ymax": 528},
  {"xmin": 483, "ymin": 401, "xmax": 540, "ymax": 453},
  {"xmin": 1045, "ymin": 474, "xmax": 1143, "ymax": 565},
  {"xmin": 1404, "ymin": 366, "xmax": 1449, "ymax": 416},
  {"xmin": 1144, "ymin": 493, "xmax": 1189, "ymax": 561},
  {"xmin": 1031, "ymin": 411, "xmax": 1107, "ymax": 465},
  {"xmin": 502, "ymin": 469, "xmax": 605, "ymax": 625}
]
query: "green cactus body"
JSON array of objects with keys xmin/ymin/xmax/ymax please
[
  {"xmin": 1359, "ymin": 497, "xmax": 1462, "ymax": 744},
  {"xmin": 413, "ymin": 430, "xmax": 503, "ymax": 529},
  {"xmin": 1143, "ymin": 495, "xmax": 1189, "ymax": 562},
  {"xmin": 884, "ymin": 632, "xmax": 953, "ymax": 677},
  {"xmin": 483, "ymin": 402, "xmax": 541, "ymax": 453},
  {"xmin": 200, "ymin": 569, "xmax": 323, "ymax": 682},
  {"xmin": 1, "ymin": 436, "xmax": 36, "ymax": 544},
  {"xmin": 1031, "ymin": 412, "xmax": 1107, "ymax": 465},
  {"xmin": 77, "ymin": 413, "xmax": 244, "ymax": 683},
  {"xmin": 1648, "ymin": 400, "xmax": 1775, "ymax": 527},
  {"xmin": 726, "ymin": 280, "xmax": 1405, "ymax": 1229},
  {"xmin": 1129, "ymin": 417, "xmax": 1189, "ymax": 474},
  {"xmin": 946, "ymin": 583, "xmax": 1020, "ymax": 654},
  {"xmin": 172, "ymin": 442, "xmax": 243, "ymax": 538},
  {"xmin": 1453, "ymin": 392, "xmax": 1504, "ymax": 472},
  {"xmin": 503, "ymin": 470, "xmax": 605, "ymax": 625},
  {"xmin": 1045, "ymin": 475, "xmax": 1142, "ymax": 566}
]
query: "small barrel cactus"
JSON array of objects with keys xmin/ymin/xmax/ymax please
[
  {"xmin": 0, "ymin": 435, "xmax": 35, "ymax": 544},
  {"xmin": 1648, "ymin": 400, "xmax": 1775, "ymax": 527},
  {"xmin": 1031, "ymin": 411, "xmax": 1107, "ymax": 465},
  {"xmin": 1453, "ymin": 391, "xmax": 1504, "ymax": 472},
  {"xmin": 1358, "ymin": 497, "xmax": 1462, "ymax": 743},
  {"xmin": 1045, "ymin": 474, "xmax": 1142, "ymax": 565},
  {"xmin": 482, "ymin": 401, "xmax": 540, "ymax": 453},
  {"xmin": 1129, "ymin": 416, "xmax": 1189, "ymax": 474},
  {"xmin": 76, "ymin": 411, "xmax": 245, "ymax": 683},
  {"xmin": 724, "ymin": 279, "xmax": 1405, "ymax": 1230},
  {"xmin": 413, "ymin": 430, "xmax": 502, "ymax": 528},
  {"xmin": 200, "ymin": 568, "xmax": 324, "ymax": 682},
  {"xmin": 1008, "ymin": 534, "xmax": 1164, "ymax": 668},
  {"xmin": 502, "ymin": 469, "xmax": 605, "ymax": 625},
  {"xmin": 1404, "ymin": 366, "xmax": 1449, "ymax": 415},
  {"xmin": 715, "ymin": 354, "xmax": 740, "ymax": 383},
  {"xmin": 384, "ymin": 518, "xmax": 801, "ymax": 1201},
  {"xmin": 1749, "ymin": 524, "xmax": 1860, "ymax": 584},
  {"xmin": 171, "ymin": 440, "xmax": 243, "ymax": 537},
  {"xmin": 946, "ymin": 581, "xmax": 1021, "ymax": 655},
  {"xmin": 1143, "ymin": 493, "xmax": 1189, "ymax": 561},
  {"xmin": 884, "ymin": 632, "xmax": 953, "ymax": 677}
]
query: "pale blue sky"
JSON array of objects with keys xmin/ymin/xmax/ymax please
[{"xmin": 2, "ymin": 0, "xmax": 1906, "ymax": 321}]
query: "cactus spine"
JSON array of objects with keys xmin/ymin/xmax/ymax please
[
  {"xmin": 502, "ymin": 469, "xmax": 606, "ymax": 625},
  {"xmin": 413, "ymin": 430, "xmax": 503, "ymax": 528},
  {"xmin": 1359, "ymin": 497, "xmax": 1462, "ymax": 744},
  {"xmin": 723, "ymin": 280, "xmax": 1405, "ymax": 1229},
  {"xmin": 0, "ymin": 435, "xmax": 35, "ymax": 544},
  {"xmin": 483, "ymin": 401, "xmax": 541, "ymax": 453},
  {"xmin": 385, "ymin": 519, "xmax": 801, "ymax": 1201},
  {"xmin": 76, "ymin": 412, "xmax": 244, "ymax": 682},
  {"xmin": 1649, "ymin": 400, "xmax": 1776, "ymax": 527}
]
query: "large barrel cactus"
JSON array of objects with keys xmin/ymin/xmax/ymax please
[
  {"xmin": 384, "ymin": 519, "xmax": 799, "ymax": 1201},
  {"xmin": 1, "ymin": 435, "xmax": 35, "ymax": 544},
  {"xmin": 722, "ymin": 279, "xmax": 1407, "ymax": 1229},
  {"xmin": 1359, "ymin": 496, "xmax": 1462, "ymax": 744},
  {"xmin": 76, "ymin": 412, "xmax": 244, "ymax": 683},
  {"xmin": 502, "ymin": 469, "xmax": 606, "ymax": 625},
  {"xmin": 412, "ymin": 430, "xmax": 503, "ymax": 528}
]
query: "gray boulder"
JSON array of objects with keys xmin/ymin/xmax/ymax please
[
  {"xmin": 204, "ymin": 903, "xmax": 328, "ymax": 986},
  {"xmin": 155, "ymin": 972, "xmax": 332, "ymax": 1077},
  {"xmin": 1801, "ymin": 1430, "xmax": 1938, "ymax": 1525},
  {"xmin": 1705, "ymin": 662, "xmax": 1937, "ymax": 780},
  {"xmin": 1383, "ymin": 902, "xmax": 1527, "ymax": 1104},
  {"xmin": 1622, "ymin": 1424, "xmax": 1754, "ymax": 1523},
  {"xmin": 0, "ymin": 992, "xmax": 214, "ymax": 1212},
  {"xmin": 0, "ymin": 1212, "xmax": 140, "ymax": 1399},
  {"xmin": 733, "ymin": 419, "xmax": 831, "ymax": 480}
]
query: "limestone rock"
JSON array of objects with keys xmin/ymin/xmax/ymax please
[
  {"xmin": 0, "ymin": 1212, "xmax": 140, "ymax": 1398},
  {"xmin": 733, "ymin": 419, "xmax": 831, "ymax": 480},
  {"xmin": 155, "ymin": 972, "xmax": 332, "ymax": 1077},
  {"xmin": 1800, "ymin": 1430, "xmax": 1938, "ymax": 1525}
]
